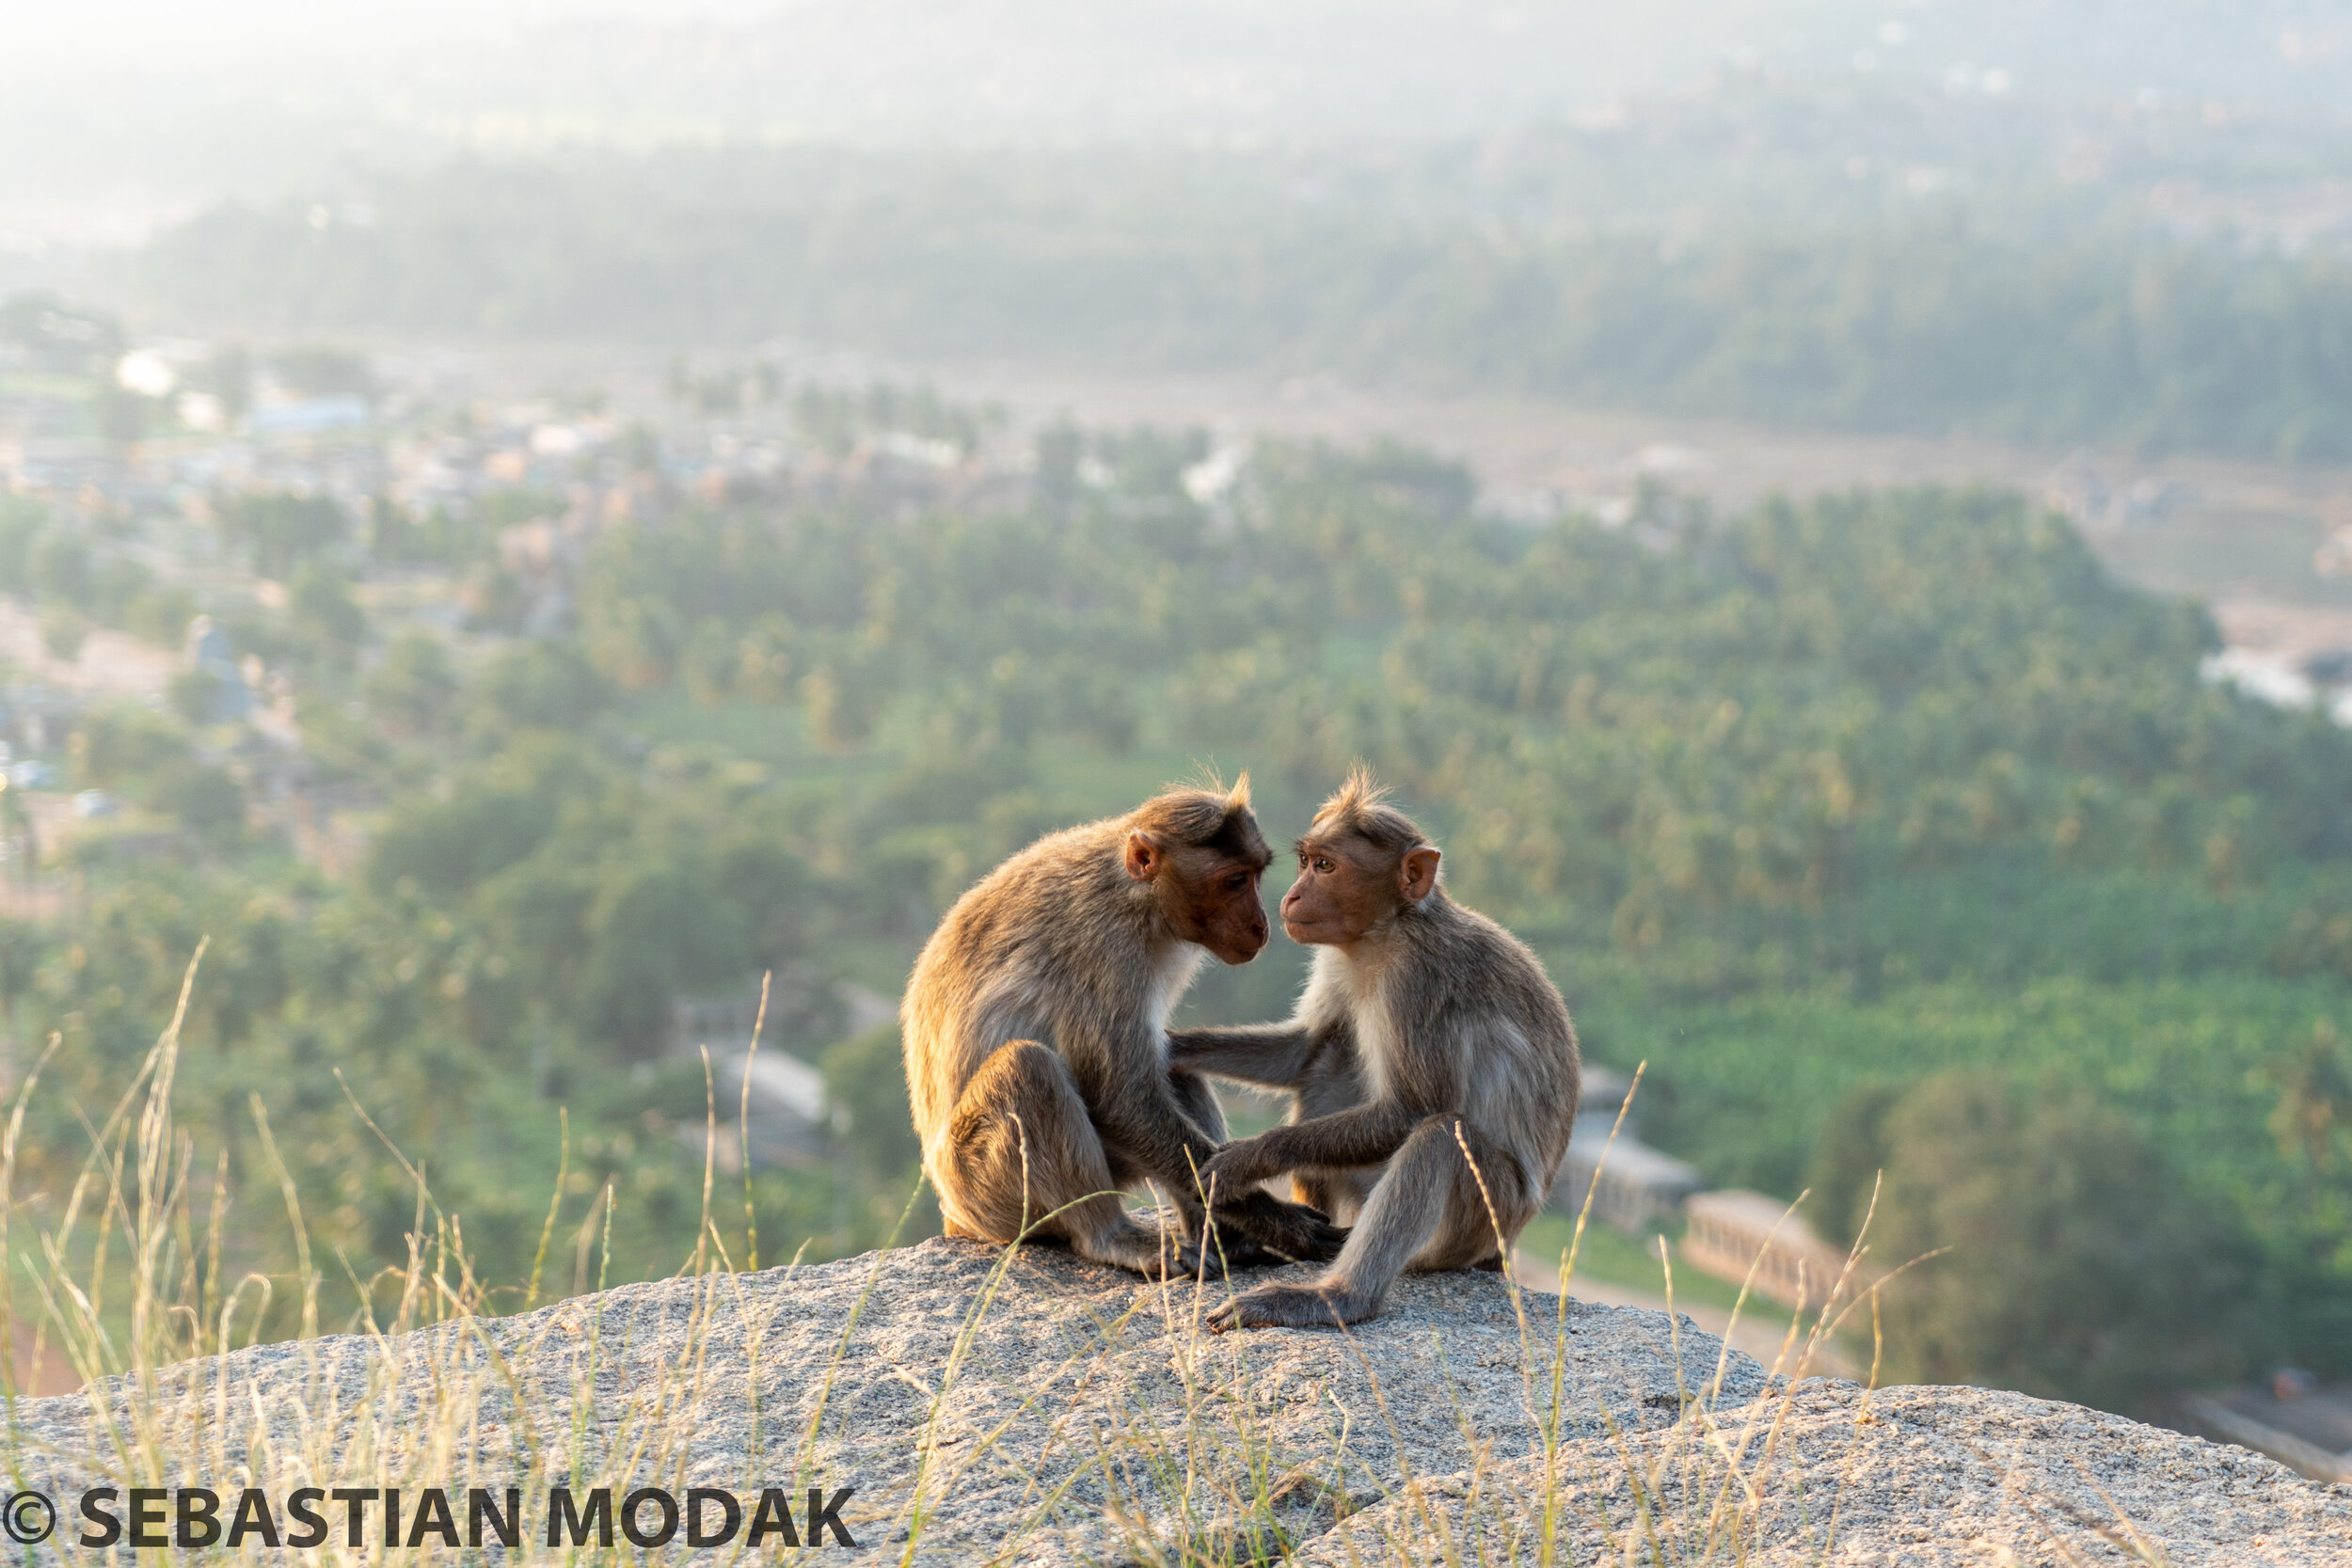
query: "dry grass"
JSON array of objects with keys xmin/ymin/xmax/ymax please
[{"xmin": 0, "ymin": 968, "xmax": 2164, "ymax": 1565}]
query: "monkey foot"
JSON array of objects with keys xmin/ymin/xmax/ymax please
[
  {"xmin": 1205, "ymin": 1281, "xmax": 1375, "ymax": 1333},
  {"xmin": 1197, "ymin": 1232, "xmax": 1285, "ymax": 1271},
  {"xmin": 1079, "ymin": 1225, "xmax": 1232, "ymax": 1281}
]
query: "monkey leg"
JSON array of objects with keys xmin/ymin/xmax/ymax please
[
  {"xmin": 1293, "ymin": 1169, "xmax": 1377, "ymax": 1227},
  {"xmin": 942, "ymin": 1041, "xmax": 1187, "ymax": 1277},
  {"xmin": 1158, "ymin": 1067, "xmax": 1232, "ymax": 1225},
  {"xmin": 1162, "ymin": 1072, "xmax": 1272, "ymax": 1269},
  {"xmin": 1168, "ymin": 1069, "xmax": 1230, "ymax": 1142},
  {"xmin": 1281, "ymin": 1063, "xmax": 1377, "ymax": 1232},
  {"xmin": 1104, "ymin": 1068, "xmax": 1223, "ymax": 1228},
  {"xmin": 1208, "ymin": 1118, "xmax": 1531, "ymax": 1331}
]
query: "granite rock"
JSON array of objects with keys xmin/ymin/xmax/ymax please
[{"xmin": 7, "ymin": 1238, "xmax": 2341, "ymax": 1563}]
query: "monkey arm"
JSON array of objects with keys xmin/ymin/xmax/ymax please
[
  {"xmin": 1201, "ymin": 1101, "xmax": 1422, "ymax": 1190},
  {"xmin": 1083, "ymin": 1060, "xmax": 1228, "ymax": 1199},
  {"xmin": 1085, "ymin": 1048, "xmax": 1349, "ymax": 1257},
  {"xmin": 1165, "ymin": 1022, "xmax": 1314, "ymax": 1088},
  {"xmin": 1058, "ymin": 1020, "xmax": 1347, "ymax": 1262}
]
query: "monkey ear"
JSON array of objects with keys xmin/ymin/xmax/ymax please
[
  {"xmin": 1123, "ymin": 831, "xmax": 1162, "ymax": 882},
  {"xmin": 1400, "ymin": 847, "xmax": 1441, "ymax": 904}
]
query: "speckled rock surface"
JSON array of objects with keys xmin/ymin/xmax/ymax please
[
  {"xmin": 8, "ymin": 1238, "xmax": 2343, "ymax": 1563},
  {"xmin": 1301, "ymin": 1381, "xmax": 2352, "ymax": 1566}
]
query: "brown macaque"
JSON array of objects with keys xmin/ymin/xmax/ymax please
[
  {"xmin": 1169, "ymin": 768, "xmax": 1580, "ymax": 1328},
  {"xmin": 902, "ymin": 778, "xmax": 1350, "ymax": 1276}
]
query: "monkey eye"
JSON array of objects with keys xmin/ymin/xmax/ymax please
[
  {"xmin": 1224, "ymin": 872, "xmax": 1250, "ymax": 891},
  {"xmin": 1314, "ymin": 857, "xmax": 1336, "ymax": 874}
]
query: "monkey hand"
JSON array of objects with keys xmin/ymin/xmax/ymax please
[
  {"xmin": 1211, "ymin": 1188, "xmax": 1350, "ymax": 1264},
  {"xmin": 1081, "ymin": 1220, "xmax": 1232, "ymax": 1281},
  {"xmin": 1199, "ymin": 1133, "xmax": 1285, "ymax": 1196}
]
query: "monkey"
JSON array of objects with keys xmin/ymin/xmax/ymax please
[
  {"xmin": 901, "ymin": 777, "xmax": 1351, "ymax": 1277},
  {"xmin": 1168, "ymin": 768, "xmax": 1580, "ymax": 1328}
]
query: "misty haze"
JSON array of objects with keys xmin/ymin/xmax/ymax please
[{"xmin": 1, "ymin": 3, "xmax": 2350, "ymax": 1556}]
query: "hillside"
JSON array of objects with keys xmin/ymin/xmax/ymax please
[
  {"xmin": 5, "ymin": 418, "xmax": 2352, "ymax": 1414},
  {"xmin": 132, "ymin": 151, "xmax": 2352, "ymax": 459}
]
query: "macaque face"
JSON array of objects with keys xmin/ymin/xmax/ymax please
[
  {"xmin": 1280, "ymin": 832, "xmax": 1439, "ymax": 947},
  {"xmin": 1126, "ymin": 830, "xmax": 1272, "ymax": 964},
  {"xmin": 1182, "ymin": 850, "xmax": 1274, "ymax": 964}
]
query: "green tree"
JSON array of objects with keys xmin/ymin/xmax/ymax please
[
  {"xmin": 167, "ymin": 668, "xmax": 225, "ymax": 726},
  {"xmin": 122, "ymin": 585, "xmax": 198, "ymax": 647},
  {"xmin": 30, "ymin": 532, "xmax": 93, "ymax": 605},
  {"xmin": 821, "ymin": 1022, "xmax": 921, "ymax": 1189},
  {"xmin": 215, "ymin": 491, "xmax": 346, "ymax": 578},
  {"xmin": 2267, "ymin": 1022, "xmax": 2352, "ymax": 1173},
  {"xmin": 366, "ymin": 631, "xmax": 461, "ymax": 734},
  {"xmin": 39, "ymin": 604, "xmax": 87, "ymax": 662},
  {"xmin": 153, "ymin": 760, "xmax": 246, "ymax": 840},
  {"xmin": 72, "ymin": 706, "xmax": 189, "ymax": 788},
  {"xmin": 0, "ymin": 498, "xmax": 48, "ymax": 587},
  {"xmin": 1804, "ymin": 1081, "xmax": 1903, "ymax": 1248},
  {"xmin": 365, "ymin": 745, "xmax": 579, "ymax": 899},
  {"xmin": 576, "ymin": 857, "xmax": 750, "ymax": 1053},
  {"xmin": 1826, "ymin": 1069, "xmax": 2263, "ymax": 1414},
  {"xmin": 468, "ymin": 641, "xmax": 610, "ymax": 736},
  {"xmin": 288, "ymin": 563, "xmax": 366, "ymax": 664}
]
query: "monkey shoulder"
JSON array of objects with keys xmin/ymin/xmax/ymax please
[
  {"xmin": 929, "ymin": 844, "xmax": 1146, "ymax": 975},
  {"xmin": 1406, "ymin": 901, "xmax": 1574, "ymax": 1046},
  {"xmin": 949, "ymin": 833, "xmax": 1121, "ymax": 925}
]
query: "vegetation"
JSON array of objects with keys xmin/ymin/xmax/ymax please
[
  {"xmin": 0, "ymin": 496, "xmax": 197, "ymax": 652},
  {"xmin": 1807, "ymin": 1069, "xmax": 2262, "ymax": 1412},
  {"xmin": 5, "ymin": 417, "xmax": 2351, "ymax": 1412},
  {"xmin": 130, "ymin": 141, "xmax": 2352, "ymax": 457}
]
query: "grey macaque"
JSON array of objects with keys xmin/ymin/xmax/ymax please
[
  {"xmin": 903, "ymin": 779, "xmax": 1349, "ymax": 1276},
  {"xmin": 1171, "ymin": 769, "xmax": 1580, "ymax": 1327}
]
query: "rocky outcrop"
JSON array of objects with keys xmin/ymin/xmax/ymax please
[{"xmin": 9, "ymin": 1238, "xmax": 2344, "ymax": 1562}]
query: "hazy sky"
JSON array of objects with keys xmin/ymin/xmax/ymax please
[
  {"xmin": 3, "ymin": 1, "xmax": 2347, "ymax": 250},
  {"xmin": 5, "ymin": 0, "xmax": 763, "ymax": 64}
]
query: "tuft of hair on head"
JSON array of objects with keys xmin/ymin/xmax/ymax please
[
  {"xmin": 1307, "ymin": 765, "xmax": 1429, "ymax": 858},
  {"xmin": 1172, "ymin": 762, "xmax": 1251, "ymax": 813},
  {"xmin": 1134, "ymin": 771, "xmax": 1269, "ymax": 863}
]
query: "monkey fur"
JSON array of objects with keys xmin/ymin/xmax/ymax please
[
  {"xmin": 903, "ymin": 779, "xmax": 1350, "ymax": 1276},
  {"xmin": 1170, "ymin": 768, "xmax": 1580, "ymax": 1328}
]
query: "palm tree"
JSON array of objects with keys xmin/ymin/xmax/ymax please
[{"xmin": 2269, "ymin": 1023, "xmax": 2352, "ymax": 1172}]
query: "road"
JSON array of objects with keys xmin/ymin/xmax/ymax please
[
  {"xmin": 0, "ymin": 597, "xmax": 180, "ymax": 705},
  {"xmin": 938, "ymin": 360, "xmax": 2352, "ymax": 613},
  {"xmin": 1512, "ymin": 1250, "xmax": 1860, "ymax": 1383}
]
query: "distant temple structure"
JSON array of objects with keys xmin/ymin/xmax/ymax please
[
  {"xmin": 1549, "ymin": 1064, "xmax": 1873, "ymax": 1314},
  {"xmin": 1678, "ymin": 1190, "xmax": 1860, "ymax": 1312},
  {"xmin": 1550, "ymin": 1063, "xmax": 1705, "ymax": 1234}
]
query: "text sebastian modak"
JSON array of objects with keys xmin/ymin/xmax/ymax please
[{"xmin": 56, "ymin": 1485, "xmax": 856, "ymax": 1549}]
